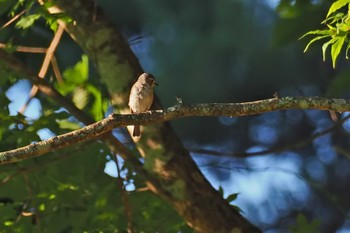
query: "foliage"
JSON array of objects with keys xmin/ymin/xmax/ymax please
[
  {"xmin": 301, "ymin": 0, "xmax": 350, "ymax": 68},
  {"xmin": 289, "ymin": 213, "xmax": 321, "ymax": 233},
  {"xmin": 56, "ymin": 55, "xmax": 109, "ymax": 121}
]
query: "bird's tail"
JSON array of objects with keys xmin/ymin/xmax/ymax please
[{"xmin": 133, "ymin": 125, "xmax": 141, "ymax": 137}]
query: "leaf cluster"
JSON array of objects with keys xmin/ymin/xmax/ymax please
[
  {"xmin": 302, "ymin": 0, "xmax": 350, "ymax": 68},
  {"xmin": 0, "ymin": 0, "xmax": 71, "ymax": 32}
]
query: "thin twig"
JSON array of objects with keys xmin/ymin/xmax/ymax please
[
  {"xmin": 0, "ymin": 171, "xmax": 21, "ymax": 188},
  {"xmin": 19, "ymin": 24, "xmax": 65, "ymax": 114},
  {"xmin": 50, "ymin": 56, "xmax": 63, "ymax": 83},
  {"xmin": 0, "ymin": 43, "xmax": 47, "ymax": 53},
  {"xmin": 23, "ymin": 172, "xmax": 42, "ymax": 233},
  {"xmin": 0, "ymin": 10, "xmax": 26, "ymax": 30},
  {"xmin": 114, "ymin": 155, "xmax": 134, "ymax": 233},
  {"xmin": 16, "ymin": 46, "xmax": 47, "ymax": 53}
]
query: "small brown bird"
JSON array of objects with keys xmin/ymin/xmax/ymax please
[{"xmin": 128, "ymin": 73, "xmax": 158, "ymax": 137}]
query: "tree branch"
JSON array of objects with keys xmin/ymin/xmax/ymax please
[
  {"xmin": 0, "ymin": 48, "xmax": 145, "ymax": 176},
  {"xmin": 1, "ymin": 96, "xmax": 349, "ymax": 165}
]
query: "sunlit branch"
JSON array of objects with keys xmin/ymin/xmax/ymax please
[
  {"xmin": 19, "ymin": 24, "xmax": 65, "ymax": 114},
  {"xmin": 0, "ymin": 49, "xmax": 144, "ymax": 171},
  {"xmin": 0, "ymin": 43, "xmax": 47, "ymax": 53},
  {"xmin": 1, "ymin": 96, "xmax": 350, "ymax": 164},
  {"xmin": 0, "ymin": 10, "xmax": 26, "ymax": 30}
]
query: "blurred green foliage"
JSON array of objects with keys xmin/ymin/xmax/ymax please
[{"xmin": 289, "ymin": 213, "xmax": 321, "ymax": 233}]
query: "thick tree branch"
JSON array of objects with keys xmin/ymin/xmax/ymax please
[
  {"xmin": 1, "ymin": 96, "xmax": 349, "ymax": 165},
  {"xmin": 0, "ymin": 48, "xmax": 144, "ymax": 174}
]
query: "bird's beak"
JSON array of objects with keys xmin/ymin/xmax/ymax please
[{"xmin": 154, "ymin": 82, "xmax": 159, "ymax": 86}]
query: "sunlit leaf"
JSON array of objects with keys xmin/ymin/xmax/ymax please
[
  {"xmin": 85, "ymin": 84, "xmax": 108, "ymax": 120},
  {"xmin": 326, "ymin": 0, "xmax": 350, "ymax": 18},
  {"xmin": 303, "ymin": 35, "xmax": 330, "ymax": 52},
  {"xmin": 4, "ymin": 220, "xmax": 14, "ymax": 226},
  {"xmin": 72, "ymin": 87, "xmax": 89, "ymax": 110},
  {"xmin": 321, "ymin": 37, "xmax": 337, "ymax": 61},
  {"xmin": 331, "ymin": 36, "xmax": 346, "ymax": 68},
  {"xmin": 15, "ymin": 14, "xmax": 40, "ymax": 29},
  {"xmin": 322, "ymin": 13, "xmax": 344, "ymax": 24},
  {"xmin": 346, "ymin": 41, "xmax": 350, "ymax": 59},
  {"xmin": 56, "ymin": 120, "xmax": 81, "ymax": 130},
  {"xmin": 39, "ymin": 203, "xmax": 45, "ymax": 211},
  {"xmin": 56, "ymin": 55, "xmax": 89, "ymax": 95},
  {"xmin": 300, "ymin": 29, "xmax": 331, "ymax": 39}
]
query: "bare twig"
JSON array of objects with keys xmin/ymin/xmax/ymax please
[
  {"xmin": 0, "ymin": 43, "xmax": 47, "ymax": 53},
  {"xmin": 50, "ymin": 56, "xmax": 63, "ymax": 83},
  {"xmin": 23, "ymin": 172, "xmax": 42, "ymax": 233},
  {"xmin": 19, "ymin": 24, "xmax": 65, "ymax": 114},
  {"xmin": 114, "ymin": 155, "xmax": 134, "ymax": 233},
  {"xmin": 38, "ymin": 25, "xmax": 65, "ymax": 79},
  {"xmin": 16, "ymin": 46, "xmax": 47, "ymax": 53},
  {"xmin": 0, "ymin": 171, "xmax": 21, "ymax": 188},
  {"xmin": 0, "ymin": 10, "xmax": 26, "ymax": 30}
]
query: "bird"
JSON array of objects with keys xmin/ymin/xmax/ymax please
[{"xmin": 128, "ymin": 73, "xmax": 158, "ymax": 137}]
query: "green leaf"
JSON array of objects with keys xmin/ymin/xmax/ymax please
[
  {"xmin": 289, "ymin": 213, "xmax": 320, "ymax": 233},
  {"xmin": 322, "ymin": 37, "xmax": 337, "ymax": 61},
  {"xmin": 300, "ymin": 29, "xmax": 331, "ymax": 40},
  {"xmin": 331, "ymin": 36, "xmax": 346, "ymax": 68},
  {"xmin": 327, "ymin": 0, "xmax": 350, "ymax": 18},
  {"xmin": 85, "ymin": 84, "xmax": 108, "ymax": 120},
  {"xmin": 303, "ymin": 35, "xmax": 330, "ymax": 52},
  {"xmin": 232, "ymin": 205, "xmax": 244, "ymax": 214},
  {"xmin": 15, "ymin": 14, "xmax": 41, "ymax": 29},
  {"xmin": 346, "ymin": 41, "xmax": 350, "ymax": 58},
  {"xmin": 62, "ymin": 55, "xmax": 89, "ymax": 84},
  {"xmin": 322, "ymin": 12, "xmax": 345, "ymax": 24},
  {"xmin": 218, "ymin": 186, "xmax": 224, "ymax": 196},
  {"xmin": 72, "ymin": 87, "xmax": 89, "ymax": 110},
  {"xmin": 226, "ymin": 193, "xmax": 239, "ymax": 203},
  {"xmin": 58, "ymin": 55, "xmax": 89, "ymax": 94},
  {"xmin": 4, "ymin": 220, "xmax": 14, "ymax": 226},
  {"xmin": 39, "ymin": 203, "xmax": 45, "ymax": 211},
  {"xmin": 57, "ymin": 120, "xmax": 81, "ymax": 130}
]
